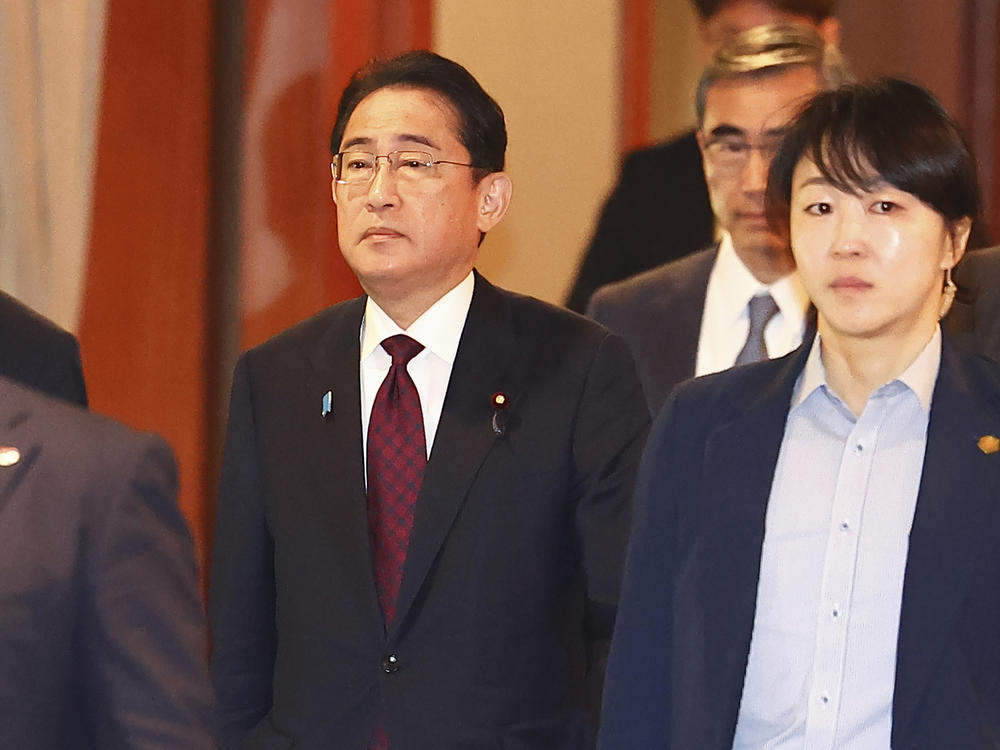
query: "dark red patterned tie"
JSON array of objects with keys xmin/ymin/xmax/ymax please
[{"xmin": 367, "ymin": 334, "xmax": 426, "ymax": 628}]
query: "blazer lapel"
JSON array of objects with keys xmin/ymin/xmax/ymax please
[
  {"xmin": 892, "ymin": 342, "xmax": 1000, "ymax": 740},
  {"xmin": 390, "ymin": 275, "xmax": 519, "ymax": 638},
  {"xmin": 301, "ymin": 298, "xmax": 384, "ymax": 628},
  {"xmin": 696, "ymin": 346, "xmax": 809, "ymax": 745}
]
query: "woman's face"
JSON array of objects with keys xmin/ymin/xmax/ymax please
[{"xmin": 789, "ymin": 157, "xmax": 970, "ymax": 345}]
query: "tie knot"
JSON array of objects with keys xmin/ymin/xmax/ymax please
[
  {"xmin": 381, "ymin": 334, "xmax": 424, "ymax": 365},
  {"xmin": 747, "ymin": 294, "xmax": 779, "ymax": 330}
]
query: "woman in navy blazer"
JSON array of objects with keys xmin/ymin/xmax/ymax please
[{"xmin": 601, "ymin": 78, "xmax": 1000, "ymax": 749}]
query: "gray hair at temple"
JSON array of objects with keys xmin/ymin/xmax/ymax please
[{"xmin": 695, "ymin": 24, "xmax": 851, "ymax": 124}]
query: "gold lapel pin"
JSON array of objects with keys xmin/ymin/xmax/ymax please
[
  {"xmin": 978, "ymin": 435, "xmax": 1000, "ymax": 455},
  {"xmin": 0, "ymin": 446, "xmax": 21, "ymax": 467}
]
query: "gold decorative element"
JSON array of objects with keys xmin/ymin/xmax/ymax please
[
  {"xmin": 0, "ymin": 446, "xmax": 21, "ymax": 467},
  {"xmin": 978, "ymin": 435, "xmax": 1000, "ymax": 455}
]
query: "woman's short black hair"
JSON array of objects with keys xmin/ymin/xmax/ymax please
[
  {"xmin": 329, "ymin": 50, "xmax": 506, "ymax": 179},
  {"xmin": 766, "ymin": 77, "xmax": 981, "ymax": 233}
]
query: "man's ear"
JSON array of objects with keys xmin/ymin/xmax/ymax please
[
  {"xmin": 477, "ymin": 172, "xmax": 513, "ymax": 233},
  {"xmin": 330, "ymin": 163, "xmax": 339, "ymax": 206}
]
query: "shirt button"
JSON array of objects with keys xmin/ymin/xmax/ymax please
[
  {"xmin": 820, "ymin": 693, "xmax": 830, "ymax": 705},
  {"xmin": 840, "ymin": 520, "xmax": 850, "ymax": 532},
  {"xmin": 382, "ymin": 654, "xmax": 400, "ymax": 674},
  {"xmin": 832, "ymin": 606, "xmax": 840, "ymax": 618},
  {"xmin": 855, "ymin": 443, "xmax": 864, "ymax": 454}
]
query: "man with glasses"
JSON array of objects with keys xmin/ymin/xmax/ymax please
[
  {"xmin": 588, "ymin": 25, "xmax": 848, "ymax": 414},
  {"xmin": 566, "ymin": 0, "xmax": 841, "ymax": 312},
  {"xmin": 210, "ymin": 51, "xmax": 649, "ymax": 750}
]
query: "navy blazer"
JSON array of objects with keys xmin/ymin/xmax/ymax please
[
  {"xmin": 0, "ymin": 376, "xmax": 212, "ymax": 750},
  {"xmin": 210, "ymin": 273, "xmax": 650, "ymax": 750},
  {"xmin": 600, "ymin": 335, "xmax": 1000, "ymax": 749}
]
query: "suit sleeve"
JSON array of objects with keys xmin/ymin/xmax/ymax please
[
  {"xmin": 598, "ymin": 392, "xmax": 687, "ymax": 749},
  {"xmin": 571, "ymin": 331, "xmax": 651, "ymax": 722},
  {"xmin": 210, "ymin": 354, "xmax": 278, "ymax": 750},
  {"xmin": 86, "ymin": 432, "xmax": 215, "ymax": 749}
]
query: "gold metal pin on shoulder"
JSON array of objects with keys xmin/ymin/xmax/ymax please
[
  {"xmin": 0, "ymin": 446, "xmax": 21, "ymax": 466},
  {"xmin": 978, "ymin": 435, "xmax": 1000, "ymax": 455}
]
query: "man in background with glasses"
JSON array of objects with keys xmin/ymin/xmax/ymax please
[
  {"xmin": 566, "ymin": 0, "xmax": 841, "ymax": 313},
  {"xmin": 588, "ymin": 25, "xmax": 848, "ymax": 415},
  {"xmin": 210, "ymin": 50, "xmax": 649, "ymax": 750}
]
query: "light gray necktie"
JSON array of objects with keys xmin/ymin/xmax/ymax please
[{"xmin": 735, "ymin": 293, "xmax": 779, "ymax": 366}]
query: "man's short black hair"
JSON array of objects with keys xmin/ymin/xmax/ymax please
[
  {"xmin": 691, "ymin": 0, "xmax": 837, "ymax": 22},
  {"xmin": 766, "ymin": 77, "xmax": 981, "ymax": 234},
  {"xmin": 329, "ymin": 50, "xmax": 506, "ymax": 179}
]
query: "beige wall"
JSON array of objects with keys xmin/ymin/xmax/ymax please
[{"xmin": 433, "ymin": 0, "xmax": 622, "ymax": 305}]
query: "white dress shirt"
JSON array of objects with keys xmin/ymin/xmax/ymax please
[
  {"xmin": 732, "ymin": 327, "xmax": 941, "ymax": 750},
  {"xmin": 695, "ymin": 232, "xmax": 809, "ymax": 377},
  {"xmin": 359, "ymin": 271, "xmax": 474, "ymax": 472}
]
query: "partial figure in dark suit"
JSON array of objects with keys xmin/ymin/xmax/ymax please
[
  {"xmin": 601, "ymin": 78, "xmax": 1000, "ymax": 748},
  {"xmin": 566, "ymin": 0, "xmax": 841, "ymax": 312},
  {"xmin": 0, "ymin": 375, "xmax": 214, "ymax": 750},
  {"xmin": 946, "ymin": 244, "xmax": 1000, "ymax": 363},
  {"xmin": 0, "ymin": 290, "xmax": 87, "ymax": 406},
  {"xmin": 589, "ymin": 25, "xmax": 848, "ymax": 413},
  {"xmin": 210, "ymin": 51, "xmax": 650, "ymax": 750}
]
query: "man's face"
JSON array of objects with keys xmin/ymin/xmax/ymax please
[
  {"xmin": 698, "ymin": 66, "xmax": 821, "ymax": 275},
  {"xmin": 698, "ymin": 0, "xmax": 840, "ymax": 60},
  {"xmin": 332, "ymin": 86, "xmax": 506, "ymax": 313}
]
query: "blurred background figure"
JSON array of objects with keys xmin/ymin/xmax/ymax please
[
  {"xmin": 0, "ymin": 375, "xmax": 214, "ymax": 750},
  {"xmin": 566, "ymin": 0, "xmax": 841, "ymax": 312}
]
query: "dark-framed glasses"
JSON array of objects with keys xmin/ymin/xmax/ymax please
[
  {"xmin": 701, "ymin": 134, "xmax": 784, "ymax": 171},
  {"xmin": 331, "ymin": 150, "xmax": 477, "ymax": 185}
]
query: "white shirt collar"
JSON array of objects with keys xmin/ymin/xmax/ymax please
[
  {"xmin": 794, "ymin": 325, "xmax": 942, "ymax": 412},
  {"xmin": 360, "ymin": 271, "xmax": 475, "ymax": 364},
  {"xmin": 714, "ymin": 232, "xmax": 809, "ymax": 330}
]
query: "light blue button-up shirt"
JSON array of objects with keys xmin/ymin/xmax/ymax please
[{"xmin": 732, "ymin": 327, "xmax": 941, "ymax": 750}]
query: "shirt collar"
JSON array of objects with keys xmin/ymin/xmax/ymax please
[
  {"xmin": 715, "ymin": 232, "xmax": 809, "ymax": 329},
  {"xmin": 360, "ymin": 271, "xmax": 475, "ymax": 364},
  {"xmin": 793, "ymin": 326, "xmax": 942, "ymax": 412}
]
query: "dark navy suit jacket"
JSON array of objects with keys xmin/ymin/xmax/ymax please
[
  {"xmin": 600, "ymin": 336, "xmax": 1000, "ymax": 749},
  {"xmin": 210, "ymin": 273, "xmax": 650, "ymax": 750},
  {"xmin": 0, "ymin": 376, "xmax": 213, "ymax": 749}
]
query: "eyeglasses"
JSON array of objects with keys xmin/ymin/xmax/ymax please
[
  {"xmin": 701, "ymin": 134, "xmax": 785, "ymax": 171},
  {"xmin": 331, "ymin": 150, "xmax": 478, "ymax": 185}
]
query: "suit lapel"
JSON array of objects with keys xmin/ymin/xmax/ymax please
[
  {"xmin": 662, "ymin": 245, "xmax": 717, "ymax": 390},
  {"xmin": 697, "ymin": 346, "xmax": 809, "ymax": 745},
  {"xmin": 390, "ymin": 275, "xmax": 519, "ymax": 638},
  {"xmin": 301, "ymin": 298, "xmax": 384, "ymax": 628},
  {"xmin": 892, "ymin": 342, "xmax": 1000, "ymax": 740}
]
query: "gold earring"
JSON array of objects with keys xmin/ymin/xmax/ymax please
[{"xmin": 939, "ymin": 267, "xmax": 957, "ymax": 318}]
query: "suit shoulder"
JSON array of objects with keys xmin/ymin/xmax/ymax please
[
  {"xmin": 245, "ymin": 297, "xmax": 365, "ymax": 359},
  {"xmin": 0, "ymin": 291, "xmax": 78, "ymax": 357},
  {"xmin": 496, "ymin": 285, "xmax": 616, "ymax": 347},
  {"xmin": 620, "ymin": 130, "xmax": 700, "ymax": 176},
  {"xmin": 590, "ymin": 246, "xmax": 716, "ymax": 313},
  {"xmin": 1, "ymin": 376, "xmax": 171, "ymax": 470}
]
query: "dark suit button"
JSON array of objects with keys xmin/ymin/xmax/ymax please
[{"xmin": 382, "ymin": 654, "xmax": 400, "ymax": 673}]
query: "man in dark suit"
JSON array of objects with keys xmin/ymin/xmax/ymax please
[
  {"xmin": 601, "ymin": 78, "xmax": 999, "ymax": 749},
  {"xmin": 947, "ymin": 244, "xmax": 1000, "ymax": 363},
  {"xmin": 0, "ymin": 375, "xmax": 213, "ymax": 749},
  {"xmin": 566, "ymin": 0, "xmax": 840, "ymax": 312},
  {"xmin": 210, "ymin": 51, "xmax": 649, "ymax": 750},
  {"xmin": 0, "ymin": 290, "xmax": 87, "ymax": 406},
  {"xmin": 589, "ymin": 25, "xmax": 845, "ymax": 414}
]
